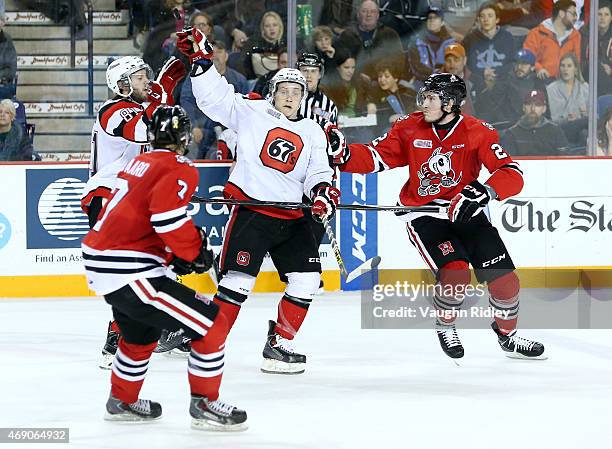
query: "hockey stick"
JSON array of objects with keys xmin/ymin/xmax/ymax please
[
  {"xmin": 321, "ymin": 215, "xmax": 381, "ymax": 283},
  {"xmin": 190, "ymin": 196, "xmax": 448, "ymax": 214}
]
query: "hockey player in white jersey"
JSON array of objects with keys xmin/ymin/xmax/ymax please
[
  {"xmin": 81, "ymin": 55, "xmax": 186, "ymax": 369},
  {"xmin": 177, "ymin": 26, "xmax": 339, "ymax": 374}
]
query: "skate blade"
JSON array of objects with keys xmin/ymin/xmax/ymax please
[
  {"xmin": 104, "ymin": 412, "xmax": 161, "ymax": 423},
  {"xmin": 260, "ymin": 358, "xmax": 305, "ymax": 375},
  {"xmin": 191, "ymin": 418, "xmax": 248, "ymax": 432},
  {"xmin": 162, "ymin": 350, "xmax": 190, "ymax": 359},
  {"xmin": 504, "ymin": 352, "xmax": 548, "ymax": 360}
]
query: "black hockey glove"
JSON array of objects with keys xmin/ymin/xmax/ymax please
[
  {"xmin": 170, "ymin": 256, "xmax": 195, "ymax": 276},
  {"xmin": 192, "ymin": 228, "xmax": 214, "ymax": 273},
  {"xmin": 448, "ymin": 180, "xmax": 493, "ymax": 223},
  {"xmin": 323, "ymin": 122, "xmax": 350, "ymax": 166}
]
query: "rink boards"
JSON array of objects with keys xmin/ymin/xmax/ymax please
[{"xmin": 0, "ymin": 158, "xmax": 610, "ymax": 297}]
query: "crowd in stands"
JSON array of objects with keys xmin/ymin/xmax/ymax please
[
  {"xmin": 1, "ymin": 0, "xmax": 612, "ymax": 160},
  {"xmin": 121, "ymin": 0, "xmax": 611, "ymax": 158}
]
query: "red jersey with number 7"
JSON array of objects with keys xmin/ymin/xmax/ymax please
[
  {"xmin": 341, "ymin": 112, "xmax": 524, "ymax": 207},
  {"xmin": 82, "ymin": 149, "xmax": 201, "ymax": 295}
]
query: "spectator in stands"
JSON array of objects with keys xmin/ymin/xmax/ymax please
[
  {"xmin": 476, "ymin": 48, "xmax": 546, "ymax": 127},
  {"xmin": 580, "ymin": 1, "xmax": 612, "ymax": 95},
  {"xmin": 546, "ymin": 53, "xmax": 588, "ymax": 123},
  {"xmin": 0, "ymin": 13, "xmax": 17, "ymax": 100},
  {"xmin": 440, "ymin": 43, "xmax": 476, "ymax": 115},
  {"xmin": 0, "ymin": 99, "xmax": 34, "ymax": 161},
  {"xmin": 546, "ymin": 52, "xmax": 588, "ymax": 147},
  {"xmin": 252, "ymin": 46, "xmax": 289, "ymax": 96},
  {"xmin": 241, "ymin": 11, "xmax": 285, "ymax": 80},
  {"xmin": 523, "ymin": 0, "xmax": 581, "ymax": 80},
  {"xmin": 191, "ymin": 11, "xmax": 216, "ymax": 40},
  {"xmin": 322, "ymin": 49, "xmax": 375, "ymax": 118},
  {"xmin": 181, "ymin": 41, "xmax": 249, "ymax": 159},
  {"xmin": 336, "ymin": 0, "xmax": 404, "ymax": 81},
  {"xmin": 370, "ymin": 59, "xmax": 417, "ymax": 133},
  {"xmin": 312, "ymin": 26, "xmax": 337, "ymax": 78},
  {"xmin": 379, "ymin": 0, "xmax": 433, "ymax": 46},
  {"xmin": 319, "ymin": 0, "xmax": 354, "ymax": 35},
  {"xmin": 149, "ymin": 0, "xmax": 188, "ymax": 29},
  {"xmin": 596, "ymin": 107, "xmax": 612, "ymax": 155},
  {"xmin": 501, "ymin": 90, "xmax": 569, "ymax": 155},
  {"xmin": 406, "ymin": 7, "xmax": 456, "ymax": 87},
  {"xmin": 493, "ymin": 0, "xmax": 531, "ymax": 27},
  {"xmin": 462, "ymin": 3, "xmax": 515, "ymax": 86}
]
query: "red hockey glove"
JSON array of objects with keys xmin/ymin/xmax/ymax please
[
  {"xmin": 154, "ymin": 56, "xmax": 186, "ymax": 105},
  {"xmin": 146, "ymin": 80, "xmax": 167, "ymax": 104},
  {"xmin": 323, "ymin": 122, "xmax": 350, "ymax": 166},
  {"xmin": 176, "ymin": 26, "xmax": 213, "ymax": 64},
  {"xmin": 448, "ymin": 180, "xmax": 492, "ymax": 223},
  {"xmin": 311, "ymin": 185, "xmax": 340, "ymax": 223}
]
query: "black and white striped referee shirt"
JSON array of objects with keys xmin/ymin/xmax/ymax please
[{"xmin": 300, "ymin": 89, "xmax": 338, "ymax": 126}]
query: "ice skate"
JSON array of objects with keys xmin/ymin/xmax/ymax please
[
  {"xmin": 154, "ymin": 329, "xmax": 185, "ymax": 354},
  {"xmin": 261, "ymin": 320, "xmax": 306, "ymax": 374},
  {"xmin": 165, "ymin": 338, "xmax": 191, "ymax": 358},
  {"xmin": 190, "ymin": 395, "xmax": 247, "ymax": 431},
  {"xmin": 492, "ymin": 322, "xmax": 546, "ymax": 360},
  {"xmin": 104, "ymin": 395, "xmax": 162, "ymax": 422},
  {"xmin": 99, "ymin": 321, "xmax": 119, "ymax": 370},
  {"xmin": 435, "ymin": 319, "xmax": 465, "ymax": 359}
]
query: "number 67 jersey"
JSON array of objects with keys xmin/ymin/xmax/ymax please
[
  {"xmin": 190, "ymin": 65, "xmax": 333, "ymax": 219},
  {"xmin": 82, "ymin": 150, "xmax": 202, "ymax": 295},
  {"xmin": 341, "ymin": 112, "xmax": 524, "ymax": 214}
]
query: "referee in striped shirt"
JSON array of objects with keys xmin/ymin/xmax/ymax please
[{"xmin": 297, "ymin": 53, "xmax": 338, "ymax": 127}]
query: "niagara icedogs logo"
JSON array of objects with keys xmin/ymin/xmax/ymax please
[{"xmin": 417, "ymin": 147, "xmax": 462, "ymax": 196}]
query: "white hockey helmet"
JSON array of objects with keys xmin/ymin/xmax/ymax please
[
  {"xmin": 266, "ymin": 68, "xmax": 308, "ymax": 104},
  {"xmin": 106, "ymin": 56, "xmax": 154, "ymax": 97}
]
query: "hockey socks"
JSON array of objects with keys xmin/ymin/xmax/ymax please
[
  {"xmin": 213, "ymin": 285, "xmax": 247, "ymax": 331},
  {"xmin": 188, "ymin": 312, "xmax": 228, "ymax": 401},
  {"xmin": 275, "ymin": 294, "xmax": 312, "ymax": 339},
  {"xmin": 110, "ymin": 340, "xmax": 157, "ymax": 404},
  {"xmin": 488, "ymin": 272, "xmax": 520, "ymax": 334}
]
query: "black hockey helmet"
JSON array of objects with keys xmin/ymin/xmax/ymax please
[
  {"xmin": 148, "ymin": 105, "xmax": 192, "ymax": 150},
  {"xmin": 296, "ymin": 52, "xmax": 324, "ymax": 76},
  {"xmin": 417, "ymin": 73, "xmax": 467, "ymax": 113}
]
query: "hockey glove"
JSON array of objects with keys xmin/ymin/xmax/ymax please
[
  {"xmin": 323, "ymin": 122, "xmax": 350, "ymax": 166},
  {"xmin": 154, "ymin": 56, "xmax": 187, "ymax": 105},
  {"xmin": 146, "ymin": 81, "xmax": 168, "ymax": 104},
  {"xmin": 448, "ymin": 180, "xmax": 492, "ymax": 223},
  {"xmin": 176, "ymin": 26, "xmax": 213, "ymax": 64},
  {"xmin": 192, "ymin": 228, "xmax": 214, "ymax": 273},
  {"xmin": 169, "ymin": 256, "xmax": 195, "ymax": 276},
  {"xmin": 311, "ymin": 184, "xmax": 341, "ymax": 223}
]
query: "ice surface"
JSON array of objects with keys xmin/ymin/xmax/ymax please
[{"xmin": 1, "ymin": 292, "xmax": 611, "ymax": 449}]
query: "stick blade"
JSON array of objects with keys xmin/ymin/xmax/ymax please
[{"xmin": 345, "ymin": 256, "xmax": 381, "ymax": 283}]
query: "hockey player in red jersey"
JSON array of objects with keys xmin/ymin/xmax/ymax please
[
  {"xmin": 329, "ymin": 73, "xmax": 546, "ymax": 360},
  {"xmin": 176, "ymin": 27, "xmax": 339, "ymax": 374},
  {"xmin": 81, "ymin": 55, "xmax": 187, "ymax": 369},
  {"xmin": 82, "ymin": 106, "xmax": 247, "ymax": 430}
]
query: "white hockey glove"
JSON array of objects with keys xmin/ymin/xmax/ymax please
[
  {"xmin": 311, "ymin": 184, "xmax": 341, "ymax": 223},
  {"xmin": 323, "ymin": 122, "xmax": 350, "ymax": 166},
  {"xmin": 448, "ymin": 180, "xmax": 493, "ymax": 223}
]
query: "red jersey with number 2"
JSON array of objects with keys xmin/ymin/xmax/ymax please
[{"xmin": 341, "ymin": 112, "xmax": 524, "ymax": 205}]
